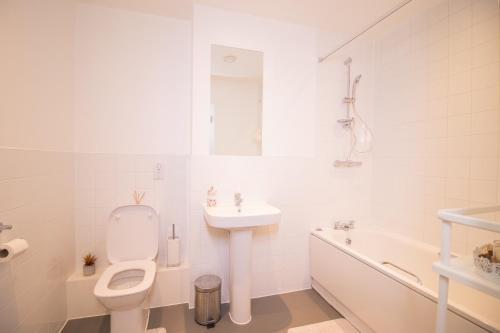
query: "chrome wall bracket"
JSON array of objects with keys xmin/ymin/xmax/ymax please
[{"xmin": 333, "ymin": 160, "xmax": 362, "ymax": 167}]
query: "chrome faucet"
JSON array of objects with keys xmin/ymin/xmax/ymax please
[
  {"xmin": 333, "ymin": 220, "xmax": 355, "ymax": 230},
  {"xmin": 234, "ymin": 192, "xmax": 243, "ymax": 212},
  {"xmin": 334, "ymin": 220, "xmax": 355, "ymax": 246}
]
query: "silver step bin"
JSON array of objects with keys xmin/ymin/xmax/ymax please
[{"xmin": 194, "ymin": 275, "xmax": 221, "ymax": 326}]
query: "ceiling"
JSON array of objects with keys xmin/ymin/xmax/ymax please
[
  {"xmin": 196, "ymin": 0, "xmax": 406, "ymax": 34},
  {"xmin": 78, "ymin": 0, "xmax": 407, "ymax": 34},
  {"xmin": 77, "ymin": 0, "xmax": 193, "ymax": 19}
]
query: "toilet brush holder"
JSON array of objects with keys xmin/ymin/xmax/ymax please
[
  {"xmin": 167, "ymin": 224, "xmax": 180, "ymax": 267},
  {"xmin": 167, "ymin": 237, "xmax": 180, "ymax": 267}
]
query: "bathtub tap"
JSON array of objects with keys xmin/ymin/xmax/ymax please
[{"xmin": 333, "ymin": 221, "xmax": 354, "ymax": 245}]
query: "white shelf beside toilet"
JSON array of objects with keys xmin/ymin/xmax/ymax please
[
  {"xmin": 433, "ymin": 205, "xmax": 500, "ymax": 333},
  {"xmin": 66, "ymin": 262, "xmax": 190, "ymax": 319}
]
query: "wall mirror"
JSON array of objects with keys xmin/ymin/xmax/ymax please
[{"xmin": 210, "ymin": 45, "xmax": 263, "ymax": 156}]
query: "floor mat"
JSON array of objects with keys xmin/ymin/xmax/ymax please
[{"xmin": 288, "ymin": 319, "xmax": 358, "ymax": 333}]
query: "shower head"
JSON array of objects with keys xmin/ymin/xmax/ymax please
[{"xmin": 352, "ymin": 74, "xmax": 362, "ymax": 99}]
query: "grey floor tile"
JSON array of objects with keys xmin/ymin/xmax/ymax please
[
  {"xmin": 62, "ymin": 315, "xmax": 110, "ymax": 333},
  {"xmin": 63, "ymin": 289, "xmax": 342, "ymax": 333}
]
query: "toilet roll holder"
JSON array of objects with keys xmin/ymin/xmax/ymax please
[{"xmin": 0, "ymin": 223, "xmax": 13, "ymax": 233}]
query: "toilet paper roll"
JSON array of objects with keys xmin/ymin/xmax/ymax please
[
  {"xmin": 167, "ymin": 238, "xmax": 180, "ymax": 267},
  {"xmin": 0, "ymin": 239, "xmax": 29, "ymax": 263}
]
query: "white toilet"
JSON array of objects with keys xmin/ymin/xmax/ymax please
[{"xmin": 94, "ymin": 205, "xmax": 164, "ymax": 333}]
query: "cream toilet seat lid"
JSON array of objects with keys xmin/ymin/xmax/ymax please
[{"xmin": 94, "ymin": 260, "xmax": 156, "ymax": 298}]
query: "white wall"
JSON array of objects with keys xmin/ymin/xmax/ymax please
[
  {"xmin": 73, "ymin": 153, "xmax": 188, "ymax": 270},
  {"xmin": 72, "ymin": 3, "xmax": 192, "ymax": 275},
  {"xmin": 189, "ymin": 6, "xmax": 374, "ymax": 306},
  {"xmin": 371, "ymin": 0, "xmax": 500, "ymax": 254},
  {"xmin": 0, "ymin": 0, "xmax": 75, "ymax": 332},
  {"xmin": 7, "ymin": 1, "xmax": 497, "ymax": 328},
  {"xmin": 0, "ymin": 0, "xmax": 74, "ymax": 152},
  {"xmin": 75, "ymin": 4, "xmax": 191, "ymax": 155},
  {"xmin": 192, "ymin": 5, "xmax": 318, "ymax": 157}
]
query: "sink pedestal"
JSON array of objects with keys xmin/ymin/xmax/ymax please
[
  {"xmin": 203, "ymin": 203, "xmax": 281, "ymax": 326},
  {"xmin": 229, "ymin": 229, "xmax": 252, "ymax": 325}
]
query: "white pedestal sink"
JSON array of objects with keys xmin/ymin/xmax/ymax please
[{"xmin": 203, "ymin": 203, "xmax": 281, "ymax": 325}]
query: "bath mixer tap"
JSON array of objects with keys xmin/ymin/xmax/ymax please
[
  {"xmin": 234, "ymin": 192, "xmax": 243, "ymax": 212},
  {"xmin": 334, "ymin": 220, "xmax": 355, "ymax": 230}
]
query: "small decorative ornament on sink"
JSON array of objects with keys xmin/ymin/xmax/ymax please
[
  {"xmin": 207, "ymin": 186, "xmax": 217, "ymax": 207},
  {"xmin": 83, "ymin": 252, "xmax": 97, "ymax": 276},
  {"xmin": 473, "ymin": 242, "xmax": 500, "ymax": 282}
]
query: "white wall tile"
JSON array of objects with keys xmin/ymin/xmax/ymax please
[
  {"xmin": 373, "ymin": 0, "xmax": 499, "ymax": 257},
  {"xmin": 472, "ymin": 39, "xmax": 499, "ymax": 68},
  {"xmin": 446, "ymin": 158, "xmax": 470, "ymax": 178},
  {"xmin": 472, "ymin": 87, "xmax": 500, "ymax": 112},
  {"xmin": 449, "ymin": 49, "xmax": 471, "ymax": 74},
  {"xmin": 73, "ymin": 153, "xmax": 189, "ymax": 271},
  {"xmin": 471, "ymin": 158, "xmax": 497, "ymax": 180},
  {"xmin": 471, "ymin": 110, "xmax": 498, "ymax": 134},
  {"xmin": 0, "ymin": 150, "xmax": 74, "ymax": 332},
  {"xmin": 472, "ymin": 0, "xmax": 499, "ymax": 25},
  {"xmin": 449, "ymin": 70, "xmax": 471, "ymax": 94},
  {"xmin": 470, "ymin": 179, "xmax": 497, "ymax": 203},
  {"xmin": 445, "ymin": 178, "xmax": 470, "ymax": 200},
  {"xmin": 447, "ymin": 114, "xmax": 470, "ymax": 136},
  {"xmin": 472, "ymin": 16, "xmax": 500, "ymax": 46},
  {"xmin": 472, "ymin": 62, "xmax": 499, "ymax": 90},
  {"xmin": 449, "ymin": 5, "xmax": 472, "ymax": 33},
  {"xmin": 448, "ymin": 92, "xmax": 471, "ymax": 116},
  {"xmin": 449, "ymin": 28, "xmax": 472, "ymax": 53},
  {"xmin": 470, "ymin": 133, "xmax": 498, "ymax": 157}
]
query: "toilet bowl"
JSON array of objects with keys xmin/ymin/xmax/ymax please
[
  {"xmin": 94, "ymin": 260, "xmax": 156, "ymax": 309},
  {"xmin": 93, "ymin": 205, "xmax": 163, "ymax": 333}
]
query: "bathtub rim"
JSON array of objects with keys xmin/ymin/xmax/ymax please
[{"xmin": 310, "ymin": 229, "xmax": 498, "ymax": 333}]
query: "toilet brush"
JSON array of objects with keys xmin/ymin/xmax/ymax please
[{"xmin": 167, "ymin": 224, "xmax": 180, "ymax": 267}]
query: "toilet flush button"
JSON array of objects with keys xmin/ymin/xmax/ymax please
[{"xmin": 154, "ymin": 163, "xmax": 164, "ymax": 180}]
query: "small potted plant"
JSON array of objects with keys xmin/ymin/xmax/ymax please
[{"xmin": 82, "ymin": 252, "xmax": 97, "ymax": 276}]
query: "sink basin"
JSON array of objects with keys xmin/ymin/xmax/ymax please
[
  {"xmin": 203, "ymin": 202, "xmax": 280, "ymax": 325},
  {"xmin": 204, "ymin": 203, "xmax": 280, "ymax": 229}
]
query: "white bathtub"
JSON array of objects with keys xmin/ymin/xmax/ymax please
[{"xmin": 310, "ymin": 227, "xmax": 500, "ymax": 333}]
